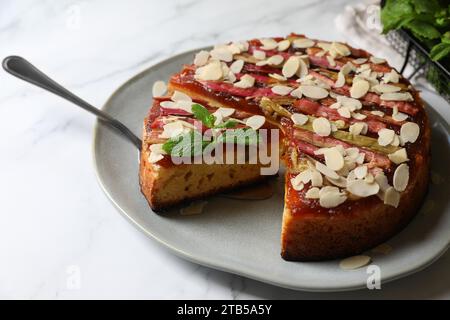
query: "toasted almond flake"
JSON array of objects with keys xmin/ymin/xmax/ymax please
[
  {"xmin": 290, "ymin": 178, "xmax": 304, "ymax": 191},
  {"xmin": 194, "ymin": 50, "xmax": 210, "ymax": 66},
  {"xmin": 230, "ymin": 59, "xmax": 244, "ymax": 74},
  {"xmin": 317, "ymin": 42, "xmax": 331, "ymax": 51},
  {"xmin": 350, "ymin": 79, "xmax": 370, "ymax": 98},
  {"xmin": 319, "ymin": 187, "xmax": 347, "ymax": 208},
  {"xmin": 388, "ymin": 148, "xmax": 409, "ymax": 164},
  {"xmin": 291, "ymin": 113, "xmax": 309, "ymax": 125},
  {"xmin": 315, "ymin": 161, "xmax": 339, "ymax": 179},
  {"xmin": 384, "ymin": 186, "xmax": 400, "ymax": 207},
  {"xmin": 292, "ymin": 38, "xmax": 315, "ymax": 48},
  {"xmin": 299, "ymin": 85, "xmax": 329, "ymax": 100},
  {"xmin": 312, "ymin": 117, "xmax": 332, "ymax": 137},
  {"xmin": 297, "ymin": 59, "xmax": 309, "ymax": 79},
  {"xmin": 180, "ymin": 201, "xmax": 208, "ymax": 215},
  {"xmin": 260, "ymin": 38, "xmax": 278, "ymax": 50},
  {"xmin": 245, "ymin": 115, "xmax": 265, "ymax": 130},
  {"xmin": 371, "ymin": 110, "xmax": 385, "ymax": 117},
  {"xmin": 349, "ymin": 122, "xmax": 367, "ymax": 136},
  {"xmin": 380, "ymin": 92, "xmax": 413, "ymax": 101},
  {"xmin": 335, "ymin": 71, "xmax": 346, "ymax": 88},
  {"xmin": 332, "ymin": 42, "xmax": 351, "ymax": 56},
  {"xmin": 152, "ymin": 80, "xmax": 167, "ymax": 97},
  {"xmin": 326, "ymin": 55, "xmax": 336, "ymax": 67},
  {"xmin": 310, "ymin": 170, "xmax": 323, "ymax": 187},
  {"xmin": 214, "ymin": 107, "xmax": 235, "ymax": 118},
  {"xmin": 305, "ymin": 187, "xmax": 320, "ymax": 199},
  {"xmin": 266, "ymin": 55, "xmax": 284, "ymax": 66},
  {"xmin": 377, "ymin": 128, "xmax": 395, "ymax": 146},
  {"xmin": 195, "ymin": 61, "xmax": 223, "ymax": 81},
  {"xmin": 354, "ymin": 165, "xmax": 368, "ymax": 179},
  {"xmin": 210, "ymin": 48, "xmax": 233, "ymax": 62},
  {"xmin": 339, "ymin": 255, "xmax": 371, "ymax": 270},
  {"xmin": 347, "ymin": 179, "xmax": 379, "ymax": 197},
  {"xmin": 277, "ymin": 39, "xmax": 291, "ymax": 51},
  {"xmin": 372, "ymin": 84, "xmax": 401, "ymax": 94},
  {"xmin": 374, "ymin": 172, "xmax": 390, "ymax": 192},
  {"xmin": 336, "ymin": 95, "xmax": 362, "ymax": 110},
  {"xmin": 323, "ymin": 148, "xmax": 345, "ymax": 171},
  {"xmin": 352, "ymin": 112, "xmax": 367, "ymax": 120},
  {"xmin": 353, "ymin": 58, "xmax": 368, "ymax": 64},
  {"xmin": 234, "ymin": 74, "xmax": 255, "ymax": 88},
  {"xmin": 400, "ymin": 122, "xmax": 420, "ymax": 143},
  {"xmin": 282, "ymin": 56, "xmax": 300, "ymax": 78},
  {"xmin": 392, "ymin": 111, "xmax": 408, "ymax": 122},
  {"xmin": 271, "ymin": 85, "xmax": 293, "ymax": 96},
  {"xmin": 393, "ymin": 163, "xmax": 409, "ymax": 192},
  {"xmin": 383, "ymin": 69, "xmax": 400, "ymax": 84},
  {"xmin": 269, "ymin": 73, "xmax": 287, "ymax": 81},
  {"xmin": 371, "ymin": 243, "xmax": 392, "ymax": 255},
  {"xmin": 370, "ymin": 56, "xmax": 386, "ymax": 64},
  {"xmin": 337, "ymin": 106, "xmax": 351, "ymax": 118},
  {"xmin": 171, "ymin": 90, "xmax": 192, "ymax": 102},
  {"xmin": 253, "ymin": 50, "xmax": 266, "ymax": 60}
]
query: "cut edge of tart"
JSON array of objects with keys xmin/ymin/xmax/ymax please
[{"xmin": 140, "ymin": 33, "xmax": 431, "ymax": 261}]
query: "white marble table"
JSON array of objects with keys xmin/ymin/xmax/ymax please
[{"xmin": 0, "ymin": 0, "xmax": 448, "ymax": 299}]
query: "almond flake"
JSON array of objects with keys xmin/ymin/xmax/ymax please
[
  {"xmin": 315, "ymin": 161, "xmax": 339, "ymax": 179},
  {"xmin": 312, "ymin": 117, "xmax": 332, "ymax": 137},
  {"xmin": 349, "ymin": 122, "xmax": 367, "ymax": 136},
  {"xmin": 171, "ymin": 90, "xmax": 192, "ymax": 102},
  {"xmin": 331, "ymin": 42, "xmax": 351, "ymax": 56},
  {"xmin": 383, "ymin": 69, "xmax": 400, "ymax": 84},
  {"xmin": 324, "ymin": 148, "xmax": 345, "ymax": 171},
  {"xmin": 339, "ymin": 255, "xmax": 371, "ymax": 270},
  {"xmin": 194, "ymin": 50, "xmax": 210, "ymax": 66},
  {"xmin": 160, "ymin": 101, "xmax": 177, "ymax": 109},
  {"xmin": 326, "ymin": 55, "xmax": 336, "ymax": 67},
  {"xmin": 354, "ymin": 165, "xmax": 368, "ymax": 179},
  {"xmin": 230, "ymin": 59, "xmax": 244, "ymax": 74},
  {"xmin": 292, "ymin": 38, "xmax": 315, "ymax": 48},
  {"xmin": 267, "ymin": 54, "xmax": 284, "ymax": 66},
  {"xmin": 245, "ymin": 115, "xmax": 265, "ymax": 130},
  {"xmin": 260, "ymin": 38, "xmax": 278, "ymax": 50},
  {"xmin": 335, "ymin": 71, "xmax": 346, "ymax": 88},
  {"xmin": 297, "ymin": 59, "xmax": 309, "ymax": 79},
  {"xmin": 253, "ymin": 50, "xmax": 266, "ymax": 60},
  {"xmin": 152, "ymin": 80, "xmax": 167, "ymax": 97},
  {"xmin": 370, "ymin": 56, "xmax": 386, "ymax": 64},
  {"xmin": 148, "ymin": 152, "xmax": 164, "ymax": 163},
  {"xmin": 305, "ymin": 187, "xmax": 320, "ymax": 199},
  {"xmin": 352, "ymin": 58, "xmax": 368, "ymax": 64},
  {"xmin": 336, "ymin": 95, "xmax": 362, "ymax": 110},
  {"xmin": 347, "ymin": 179, "xmax": 379, "ymax": 197},
  {"xmin": 371, "ymin": 110, "xmax": 385, "ymax": 117},
  {"xmin": 372, "ymin": 84, "xmax": 401, "ymax": 94},
  {"xmin": 351, "ymin": 112, "xmax": 367, "ymax": 120},
  {"xmin": 299, "ymin": 85, "xmax": 329, "ymax": 100},
  {"xmin": 384, "ymin": 187, "xmax": 400, "ymax": 207},
  {"xmin": 380, "ymin": 92, "xmax": 413, "ymax": 101},
  {"xmin": 374, "ymin": 172, "xmax": 390, "ymax": 192},
  {"xmin": 310, "ymin": 170, "xmax": 323, "ymax": 187},
  {"xmin": 282, "ymin": 56, "xmax": 300, "ymax": 78},
  {"xmin": 291, "ymin": 113, "xmax": 309, "ymax": 125},
  {"xmin": 277, "ymin": 39, "xmax": 291, "ymax": 51},
  {"xmin": 326, "ymin": 176, "xmax": 347, "ymax": 188},
  {"xmin": 290, "ymin": 178, "xmax": 304, "ymax": 191},
  {"xmin": 295, "ymin": 170, "xmax": 313, "ymax": 184},
  {"xmin": 350, "ymin": 79, "xmax": 370, "ymax": 98},
  {"xmin": 195, "ymin": 61, "xmax": 223, "ymax": 81},
  {"xmin": 159, "ymin": 121, "xmax": 186, "ymax": 139},
  {"xmin": 319, "ymin": 187, "xmax": 347, "ymax": 208},
  {"xmin": 400, "ymin": 122, "xmax": 420, "ymax": 143},
  {"xmin": 234, "ymin": 74, "xmax": 255, "ymax": 88},
  {"xmin": 271, "ymin": 85, "xmax": 293, "ymax": 96},
  {"xmin": 269, "ymin": 73, "xmax": 287, "ymax": 81},
  {"xmin": 377, "ymin": 128, "xmax": 395, "ymax": 146},
  {"xmin": 393, "ymin": 163, "xmax": 409, "ymax": 192},
  {"xmin": 392, "ymin": 111, "xmax": 408, "ymax": 122},
  {"xmin": 337, "ymin": 106, "xmax": 351, "ymax": 118},
  {"xmin": 210, "ymin": 48, "xmax": 233, "ymax": 62},
  {"xmin": 214, "ymin": 107, "xmax": 235, "ymax": 118},
  {"xmin": 388, "ymin": 148, "xmax": 409, "ymax": 164}
]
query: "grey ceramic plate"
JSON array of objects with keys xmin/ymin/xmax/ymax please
[{"xmin": 93, "ymin": 49, "xmax": 450, "ymax": 292}]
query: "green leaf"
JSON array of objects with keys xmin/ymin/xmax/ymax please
[
  {"xmin": 405, "ymin": 20, "xmax": 441, "ymax": 40},
  {"xmin": 191, "ymin": 103, "xmax": 216, "ymax": 128},
  {"xmin": 217, "ymin": 128, "xmax": 259, "ymax": 146},
  {"xmin": 430, "ymin": 42, "xmax": 450, "ymax": 61},
  {"xmin": 162, "ymin": 130, "xmax": 211, "ymax": 157},
  {"xmin": 411, "ymin": 0, "xmax": 440, "ymax": 14},
  {"xmin": 381, "ymin": 0, "xmax": 415, "ymax": 33},
  {"xmin": 214, "ymin": 120, "xmax": 238, "ymax": 129}
]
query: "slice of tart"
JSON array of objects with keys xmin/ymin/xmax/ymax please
[
  {"xmin": 139, "ymin": 92, "xmax": 279, "ymax": 211},
  {"xmin": 141, "ymin": 33, "xmax": 430, "ymax": 260}
]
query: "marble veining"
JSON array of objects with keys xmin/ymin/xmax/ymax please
[{"xmin": 0, "ymin": 0, "xmax": 449, "ymax": 299}]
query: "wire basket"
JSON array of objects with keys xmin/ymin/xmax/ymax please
[{"xmin": 385, "ymin": 28, "xmax": 450, "ymax": 103}]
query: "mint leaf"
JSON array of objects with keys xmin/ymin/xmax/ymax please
[
  {"xmin": 381, "ymin": 0, "xmax": 415, "ymax": 33},
  {"xmin": 405, "ymin": 20, "xmax": 441, "ymax": 40},
  {"xmin": 411, "ymin": 0, "xmax": 440, "ymax": 14},
  {"xmin": 162, "ymin": 130, "xmax": 211, "ymax": 157},
  {"xmin": 191, "ymin": 103, "xmax": 216, "ymax": 128},
  {"xmin": 214, "ymin": 120, "xmax": 238, "ymax": 129},
  {"xmin": 430, "ymin": 42, "xmax": 450, "ymax": 61},
  {"xmin": 217, "ymin": 128, "xmax": 259, "ymax": 146}
]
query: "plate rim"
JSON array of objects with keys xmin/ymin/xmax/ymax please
[{"xmin": 92, "ymin": 48, "xmax": 450, "ymax": 292}]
